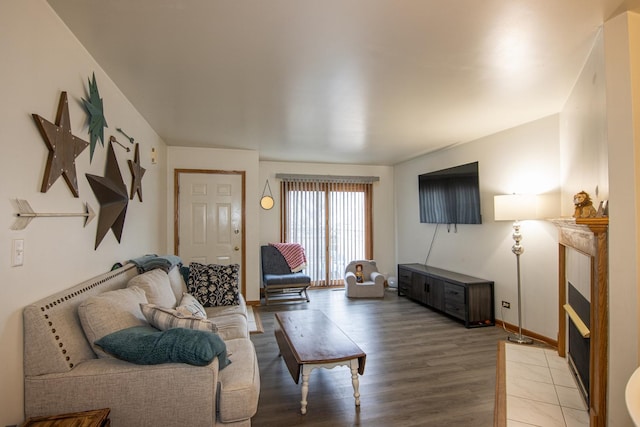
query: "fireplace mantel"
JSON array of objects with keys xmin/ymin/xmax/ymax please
[
  {"xmin": 551, "ymin": 216, "xmax": 609, "ymax": 427},
  {"xmin": 550, "ymin": 218, "xmax": 608, "ymax": 257}
]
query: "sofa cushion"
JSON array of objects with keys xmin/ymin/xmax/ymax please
[
  {"xmin": 95, "ymin": 325, "xmax": 230, "ymax": 368},
  {"xmin": 78, "ymin": 286, "xmax": 149, "ymax": 358},
  {"xmin": 187, "ymin": 263, "xmax": 240, "ymax": 307},
  {"xmin": 176, "ymin": 293, "xmax": 207, "ymax": 318},
  {"xmin": 208, "ymin": 313, "xmax": 249, "ymax": 341},
  {"xmin": 127, "ymin": 268, "xmax": 177, "ymax": 308},
  {"xmin": 204, "ymin": 294, "xmax": 247, "ymax": 319},
  {"xmin": 168, "ymin": 265, "xmax": 188, "ymax": 302},
  {"xmin": 141, "ymin": 303, "xmax": 218, "ymax": 333},
  {"xmin": 217, "ymin": 338, "xmax": 260, "ymax": 422}
]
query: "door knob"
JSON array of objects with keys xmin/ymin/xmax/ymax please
[{"xmin": 234, "ymin": 246, "xmax": 240, "ymax": 251}]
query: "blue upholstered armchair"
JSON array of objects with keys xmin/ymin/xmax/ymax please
[
  {"xmin": 344, "ymin": 260, "xmax": 385, "ymax": 298},
  {"xmin": 260, "ymin": 245, "xmax": 310, "ymax": 305}
]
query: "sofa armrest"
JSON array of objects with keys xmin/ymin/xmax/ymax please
[
  {"xmin": 345, "ymin": 271, "xmax": 357, "ymax": 286},
  {"xmin": 371, "ymin": 271, "xmax": 385, "ymax": 287},
  {"xmin": 25, "ymin": 358, "xmax": 218, "ymax": 426}
]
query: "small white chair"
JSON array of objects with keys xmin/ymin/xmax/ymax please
[{"xmin": 344, "ymin": 260, "xmax": 385, "ymax": 298}]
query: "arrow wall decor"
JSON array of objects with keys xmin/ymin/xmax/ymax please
[{"xmin": 11, "ymin": 199, "xmax": 95, "ymax": 230}]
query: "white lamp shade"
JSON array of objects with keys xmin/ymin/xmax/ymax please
[{"xmin": 494, "ymin": 194, "xmax": 539, "ymax": 221}]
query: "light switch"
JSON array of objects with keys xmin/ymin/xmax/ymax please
[{"xmin": 12, "ymin": 239, "xmax": 24, "ymax": 267}]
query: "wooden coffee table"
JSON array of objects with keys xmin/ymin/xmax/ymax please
[
  {"xmin": 274, "ymin": 310, "xmax": 366, "ymax": 414},
  {"xmin": 21, "ymin": 408, "xmax": 110, "ymax": 426}
]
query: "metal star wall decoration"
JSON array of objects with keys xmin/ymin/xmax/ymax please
[
  {"xmin": 33, "ymin": 91, "xmax": 89, "ymax": 197},
  {"xmin": 128, "ymin": 143, "xmax": 146, "ymax": 202},
  {"xmin": 86, "ymin": 141, "xmax": 129, "ymax": 249},
  {"xmin": 82, "ymin": 72, "xmax": 108, "ymax": 162}
]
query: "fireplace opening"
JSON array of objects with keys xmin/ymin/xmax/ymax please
[{"xmin": 567, "ymin": 281, "xmax": 590, "ymax": 405}]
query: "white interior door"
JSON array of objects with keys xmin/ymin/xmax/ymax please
[{"xmin": 176, "ymin": 171, "xmax": 244, "ymax": 291}]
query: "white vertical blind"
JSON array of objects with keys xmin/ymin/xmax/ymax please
[{"xmin": 280, "ymin": 176, "xmax": 374, "ymax": 286}]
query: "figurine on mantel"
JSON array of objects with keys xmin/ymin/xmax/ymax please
[{"xmin": 573, "ymin": 191, "xmax": 597, "ymax": 218}]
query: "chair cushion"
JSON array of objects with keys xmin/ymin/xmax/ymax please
[
  {"xmin": 187, "ymin": 263, "xmax": 240, "ymax": 307},
  {"xmin": 95, "ymin": 325, "xmax": 230, "ymax": 368},
  {"xmin": 345, "ymin": 260, "xmax": 379, "ymax": 280},
  {"xmin": 263, "ymin": 272, "xmax": 311, "ymax": 286},
  {"xmin": 261, "ymin": 245, "xmax": 293, "ymax": 275}
]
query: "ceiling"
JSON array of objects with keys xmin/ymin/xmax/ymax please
[{"xmin": 47, "ymin": 0, "xmax": 640, "ymax": 166}]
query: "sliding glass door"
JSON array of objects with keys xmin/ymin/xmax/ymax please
[{"xmin": 281, "ymin": 179, "xmax": 373, "ymax": 287}]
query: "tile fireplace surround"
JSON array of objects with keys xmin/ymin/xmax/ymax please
[{"xmin": 504, "ymin": 342, "xmax": 588, "ymax": 426}]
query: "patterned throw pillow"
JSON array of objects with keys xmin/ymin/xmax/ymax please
[
  {"xmin": 176, "ymin": 293, "xmax": 207, "ymax": 319},
  {"xmin": 140, "ymin": 303, "xmax": 218, "ymax": 333},
  {"xmin": 187, "ymin": 263, "xmax": 240, "ymax": 307}
]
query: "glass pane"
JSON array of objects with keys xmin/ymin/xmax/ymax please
[
  {"xmin": 285, "ymin": 184, "xmax": 367, "ymax": 287},
  {"xmin": 329, "ymin": 191, "xmax": 365, "ymax": 282}
]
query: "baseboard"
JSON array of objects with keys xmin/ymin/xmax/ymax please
[{"xmin": 494, "ymin": 319, "xmax": 558, "ymax": 349}]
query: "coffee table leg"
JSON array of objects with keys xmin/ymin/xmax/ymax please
[
  {"xmin": 301, "ymin": 365, "xmax": 311, "ymax": 414},
  {"xmin": 350, "ymin": 359, "xmax": 361, "ymax": 406}
]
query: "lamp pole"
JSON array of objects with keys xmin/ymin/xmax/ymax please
[{"xmin": 508, "ymin": 220, "xmax": 533, "ymax": 344}]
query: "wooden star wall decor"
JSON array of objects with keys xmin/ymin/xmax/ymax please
[
  {"xmin": 33, "ymin": 91, "xmax": 89, "ymax": 197},
  {"xmin": 86, "ymin": 141, "xmax": 129, "ymax": 249},
  {"xmin": 82, "ymin": 73, "xmax": 108, "ymax": 163},
  {"xmin": 128, "ymin": 143, "xmax": 146, "ymax": 202}
]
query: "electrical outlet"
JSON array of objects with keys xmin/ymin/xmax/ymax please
[{"xmin": 501, "ymin": 300, "xmax": 511, "ymax": 309}]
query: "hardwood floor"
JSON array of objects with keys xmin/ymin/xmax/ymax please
[{"xmin": 250, "ymin": 287, "xmax": 509, "ymax": 426}]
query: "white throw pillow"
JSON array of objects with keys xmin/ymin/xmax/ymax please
[
  {"xmin": 176, "ymin": 293, "xmax": 207, "ymax": 319},
  {"xmin": 140, "ymin": 303, "xmax": 218, "ymax": 333},
  {"xmin": 78, "ymin": 286, "xmax": 148, "ymax": 358},
  {"xmin": 127, "ymin": 269, "xmax": 177, "ymax": 308}
]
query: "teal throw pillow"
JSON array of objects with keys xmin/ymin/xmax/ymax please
[{"xmin": 95, "ymin": 325, "xmax": 230, "ymax": 368}]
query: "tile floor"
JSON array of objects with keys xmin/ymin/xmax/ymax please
[{"xmin": 505, "ymin": 342, "xmax": 589, "ymax": 427}]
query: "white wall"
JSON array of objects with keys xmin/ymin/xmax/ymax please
[
  {"xmin": 166, "ymin": 147, "xmax": 261, "ymax": 302},
  {"xmin": 604, "ymin": 11, "xmax": 640, "ymax": 427},
  {"xmin": 0, "ymin": 1, "xmax": 168, "ymax": 425},
  {"xmin": 395, "ymin": 115, "xmax": 561, "ymax": 340},
  {"xmin": 258, "ymin": 162, "xmax": 396, "ymax": 280},
  {"xmin": 560, "ymin": 30, "xmax": 609, "ymax": 214}
]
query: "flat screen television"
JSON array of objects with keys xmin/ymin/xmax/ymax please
[{"xmin": 418, "ymin": 161, "xmax": 482, "ymax": 224}]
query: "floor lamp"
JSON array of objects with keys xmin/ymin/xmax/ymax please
[{"xmin": 494, "ymin": 194, "xmax": 539, "ymax": 345}]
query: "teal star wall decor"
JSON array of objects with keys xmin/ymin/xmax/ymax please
[{"xmin": 82, "ymin": 72, "xmax": 108, "ymax": 162}]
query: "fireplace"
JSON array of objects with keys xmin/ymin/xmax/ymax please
[
  {"xmin": 567, "ymin": 281, "xmax": 590, "ymax": 404},
  {"xmin": 552, "ymin": 217, "xmax": 608, "ymax": 426}
]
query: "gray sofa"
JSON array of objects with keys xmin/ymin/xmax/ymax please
[{"xmin": 23, "ymin": 263, "xmax": 260, "ymax": 426}]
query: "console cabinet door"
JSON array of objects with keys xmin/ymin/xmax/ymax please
[
  {"xmin": 409, "ymin": 273, "xmax": 427, "ymax": 303},
  {"xmin": 425, "ymin": 277, "xmax": 444, "ymax": 311}
]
